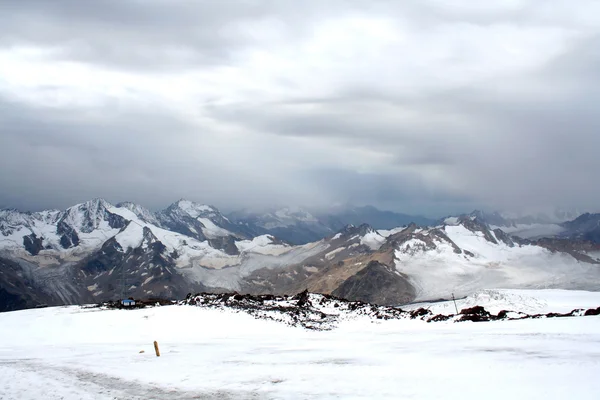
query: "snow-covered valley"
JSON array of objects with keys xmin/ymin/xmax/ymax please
[{"xmin": 0, "ymin": 289, "xmax": 599, "ymax": 399}]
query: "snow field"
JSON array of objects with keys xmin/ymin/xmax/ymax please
[{"xmin": 1, "ymin": 291, "xmax": 600, "ymax": 399}]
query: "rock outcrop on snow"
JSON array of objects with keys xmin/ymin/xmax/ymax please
[{"xmin": 92, "ymin": 290, "xmax": 600, "ymax": 331}]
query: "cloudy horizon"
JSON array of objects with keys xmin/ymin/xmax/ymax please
[{"xmin": 1, "ymin": 0, "xmax": 599, "ymax": 217}]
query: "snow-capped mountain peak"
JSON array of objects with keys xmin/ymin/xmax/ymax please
[
  {"xmin": 169, "ymin": 199, "xmax": 218, "ymax": 219},
  {"xmin": 157, "ymin": 200, "xmax": 239, "ymax": 241},
  {"xmin": 115, "ymin": 202, "xmax": 160, "ymax": 225},
  {"xmin": 59, "ymin": 198, "xmax": 116, "ymax": 234}
]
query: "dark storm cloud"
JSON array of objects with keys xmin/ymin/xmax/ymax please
[
  {"xmin": 0, "ymin": 95, "xmax": 349, "ymax": 212},
  {"xmin": 1, "ymin": 0, "xmax": 599, "ymax": 215},
  {"xmin": 206, "ymin": 34, "xmax": 600, "ymax": 212}
]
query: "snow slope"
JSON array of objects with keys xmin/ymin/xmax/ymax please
[
  {"xmin": 1, "ymin": 294, "xmax": 599, "ymax": 399},
  {"xmin": 404, "ymin": 289, "xmax": 600, "ymax": 315}
]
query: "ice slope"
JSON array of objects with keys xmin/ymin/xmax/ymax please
[
  {"xmin": 395, "ymin": 225, "xmax": 600, "ymax": 301},
  {"xmin": 196, "ymin": 217, "xmax": 233, "ymax": 239},
  {"xmin": 1, "ymin": 294, "xmax": 599, "ymax": 399}
]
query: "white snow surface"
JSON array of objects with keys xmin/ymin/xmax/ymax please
[
  {"xmin": 377, "ymin": 227, "xmax": 405, "ymax": 237},
  {"xmin": 395, "ymin": 224, "xmax": 600, "ymax": 301},
  {"xmin": 1, "ymin": 293, "xmax": 599, "ymax": 399},
  {"xmin": 235, "ymin": 235, "xmax": 290, "ymax": 256},
  {"xmin": 114, "ymin": 221, "xmax": 145, "ymax": 250},
  {"xmin": 360, "ymin": 230, "xmax": 386, "ymax": 250}
]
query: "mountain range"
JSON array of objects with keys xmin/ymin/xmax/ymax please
[
  {"xmin": 227, "ymin": 204, "xmax": 435, "ymax": 244},
  {"xmin": 1, "ymin": 199, "xmax": 599, "ymax": 312}
]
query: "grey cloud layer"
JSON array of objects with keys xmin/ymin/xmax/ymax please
[{"xmin": 0, "ymin": 0, "xmax": 599, "ymax": 214}]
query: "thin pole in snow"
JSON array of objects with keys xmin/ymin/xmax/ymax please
[{"xmin": 452, "ymin": 293, "xmax": 459, "ymax": 314}]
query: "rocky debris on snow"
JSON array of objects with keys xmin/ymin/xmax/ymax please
[
  {"xmin": 84, "ymin": 291, "xmax": 600, "ymax": 330},
  {"xmin": 179, "ymin": 290, "xmax": 600, "ymax": 330},
  {"xmin": 181, "ymin": 290, "xmax": 408, "ymax": 330},
  {"xmin": 449, "ymin": 305, "xmax": 595, "ymax": 323}
]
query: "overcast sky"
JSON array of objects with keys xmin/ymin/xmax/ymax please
[{"xmin": 1, "ymin": 0, "xmax": 599, "ymax": 216}]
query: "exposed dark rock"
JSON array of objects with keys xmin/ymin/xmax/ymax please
[
  {"xmin": 410, "ymin": 307, "xmax": 432, "ymax": 319},
  {"xmin": 584, "ymin": 307, "xmax": 600, "ymax": 316},
  {"xmin": 332, "ymin": 261, "xmax": 415, "ymax": 306},
  {"xmin": 493, "ymin": 229, "xmax": 516, "ymax": 247},
  {"xmin": 534, "ymin": 237, "xmax": 600, "ymax": 264},
  {"xmin": 0, "ymin": 257, "xmax": 57, "ymax": 312},
  {"xmin": 427, "ymin": 314, "xmax": 452, "ymax": 322},
  {"xmin": 23, "ymin": 233, "xmax": 44, "ymax": 256},
  {"xmin": 293, "ymin": 289, "xmax": 312, "ymax": 307},
  {"xmin": 460, "ymin": 306, "xmax": 491, "ymax": 316},
  {"xmin": 105, "ymin": 211, "xmax": 128, "ymax": 230},
  {"xmin": 458, "ymin": 306, "xmax": 492, "ymax": 322},
  {"xmin": 459, "ymin": 217, "xmax": 498, "ymax": 244},
  {"xmin": 208, "ymin": 235, "xmax": 240, "ymax": 255},
  {"xmin": 561, "ymin": 213, "xmax": 600, "ymax": 244},
  {"xmin": 57, "ymin": 220, "xmax": 80, "ymax": 249}
]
